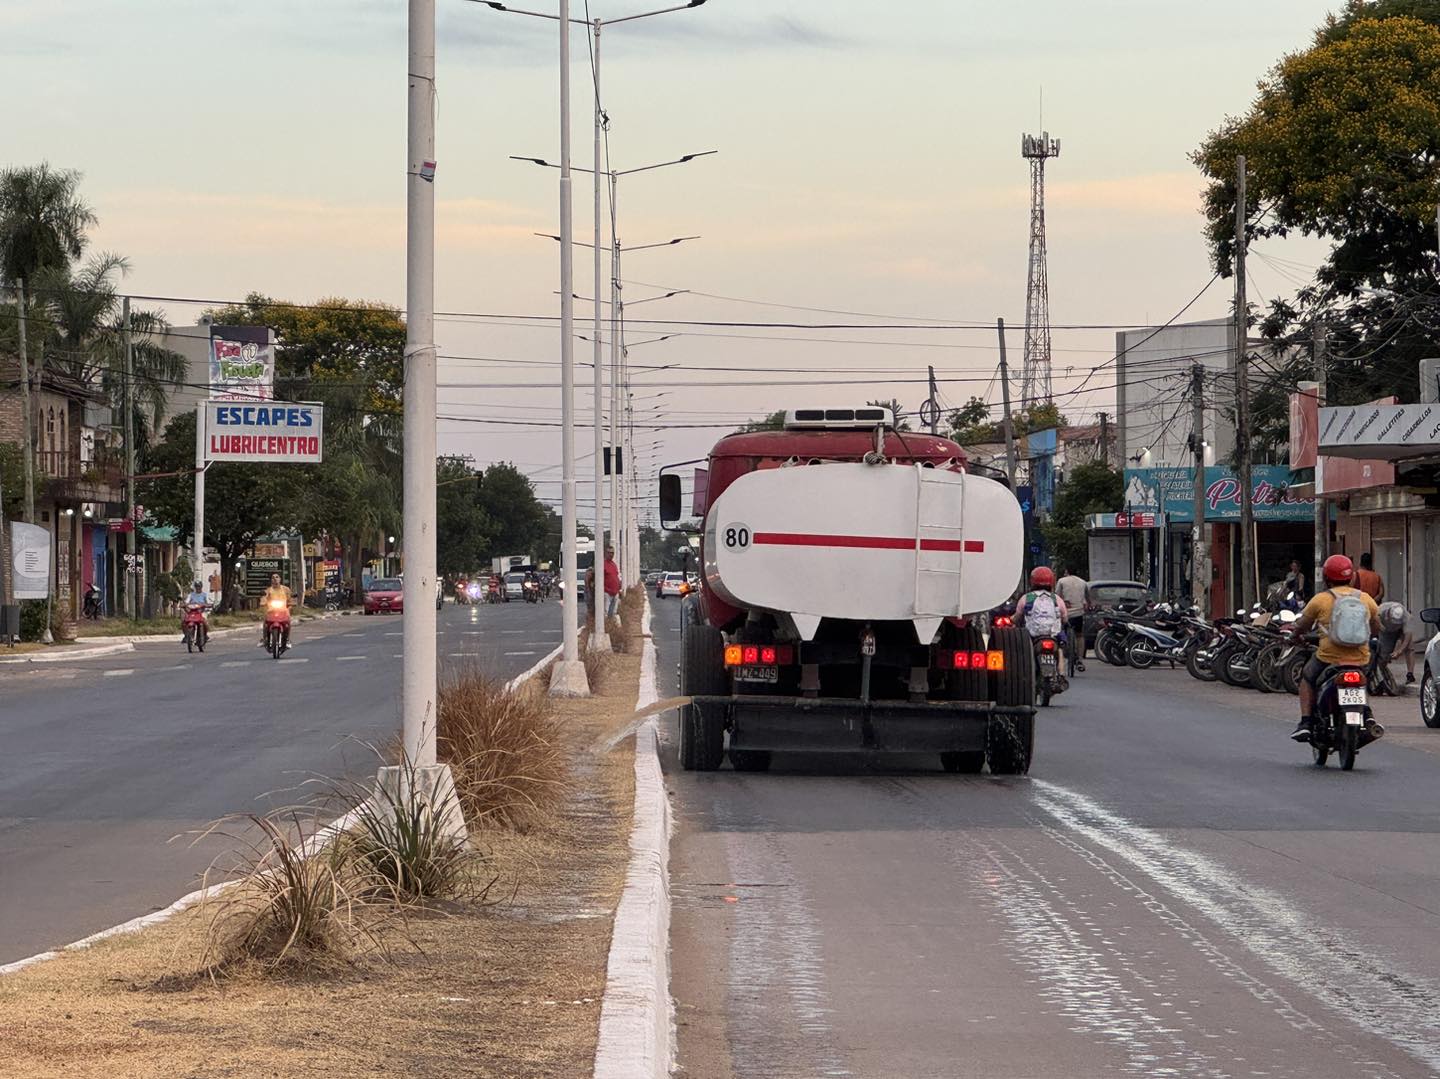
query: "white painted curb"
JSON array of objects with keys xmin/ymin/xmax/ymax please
[
  {"xmin": 593, "ymin": 593, "xmax": 672, "ymax": 1079},
  {"xmin": 0, "ymin": 641, "xmax": 135, "ymax": 665},
  {"xmin": 0, "ymin": 801, "xmax": 372, "ymax": 978},
  {"xmin": 504, "ymin": 644, "xmax": 564, "ymax": 695}
]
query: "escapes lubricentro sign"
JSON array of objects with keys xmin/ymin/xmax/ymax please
[{"xmin": 204, "ymin": 402, "xmax": 324, "ymax": 463}]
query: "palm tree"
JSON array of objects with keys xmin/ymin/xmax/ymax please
[
  {"xmin": 0, "ymin": 163, "xmax": 95, "ymax": 287},
  {"xmin": 36, "ymin": 254, "xmax": 188, "ymax": 441}
]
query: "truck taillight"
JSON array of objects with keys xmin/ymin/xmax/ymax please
[
  {"xmin": 724, "ymin": 643, "xmax": 793, "ymax": 667},
  {"xmin": 986, "ymin": 650, "xmax": 1005, "ymax": 671},
  {"xmin": 951, "ymin": 650, "xmax": 987, "ymax": 670}
]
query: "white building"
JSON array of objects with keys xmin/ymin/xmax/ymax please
[{"xmin": 1115, "ymin": 317, "xmax": 1235, "ymax": 468}]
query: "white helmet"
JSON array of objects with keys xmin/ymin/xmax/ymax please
[{"xmin": 1379, "ymin": 601, "xmax": 1407, "ymax": 632}]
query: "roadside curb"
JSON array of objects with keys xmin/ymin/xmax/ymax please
[
  {"xmin": 504, "ymin": 644, "xmax": 564, "ymax": 694},
  {"xmin": 0, "ymin": 800, "xmax": 373, "ymax": 978},
  {"xmin": 593, "ymin": 594, "xmax": 672, "ymax": 1079},
  {"xmin": 72, "ymin": 609, "xmax": 352, "ymax": 647},
  {"xmin": 0, "ymin": 641, "xmax": 135, "ymax": 665}
]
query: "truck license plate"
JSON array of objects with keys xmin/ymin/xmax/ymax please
[
  {"xmin": 735, "ymin": 666, "xmax": 778, "ymax": 684},
  {"xmin": 1038, "ymin": 654, "xmax": 1057, "ymax": 673},
  {"xmin": 1338, "ymin": 687, "xmax": 1367, "ymax": 707}
]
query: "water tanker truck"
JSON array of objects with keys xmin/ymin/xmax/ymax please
[{"xmin": 658, "ymin": 406, "xmax": 1035, "ymax": 775}]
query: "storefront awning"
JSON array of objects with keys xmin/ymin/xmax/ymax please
[{"xmin": 1319, "ymin": 403, "xmax": 1440, "ymax": 460}]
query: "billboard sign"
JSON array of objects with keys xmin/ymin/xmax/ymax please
[
  {"xmin": 244, "ymin": 558, "xmax": 290, "ymax": 596},
  {"xmin": 10, "ymin": 522, "xmax": 51, "ymax": 599},
  {"xmin": 1122, "ymin": 465, "xmax": 1314, "ymax": 523},
  {"xmin": 204, "ymin": 402, "xmax": 324, "ymax": 463},
  {"xmin": 209, "ymin": 325, "xmax": 274, "ymax": 401}
]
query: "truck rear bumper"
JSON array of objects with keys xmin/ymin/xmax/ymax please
[{"xmin": 688, "ymin": 695, "xmax": 1034, "ymax": 754}]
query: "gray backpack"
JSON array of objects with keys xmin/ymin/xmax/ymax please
[{"xmin": 1328, "ymin": 589, "xmax": 1371, "ymax": 647}]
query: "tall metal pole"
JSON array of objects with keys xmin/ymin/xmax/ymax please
[
  {"xmin": 1313, "ymin": 317, "xmax": 1327, "ymax": 595},
  {"xmin": 608, "ymin": 191, "xmax": 620, "ymax": 581},
  {"xmin": 1233, "ymin": 155, "xmax": 1257, "ymax": 609},
  {"xmin": 927, "ymin": 364, "xmax": 939, "ymax": 435},
  {"xmin": 403, "ymin": 0, "xmax": 442, "ymax": 759},
  {"xmin": 997, "ymin": 317, "xmax": 1018, "ymax": 489},
  {"xmin": 1190, "ymin": 364, "xmax": 1208, "ymax": 614},
  {"xmin": 589, "ymin": 18, "xmax": 610, "ymax": 650},
  {"xmin": 552, "ymin": 0, "xmax": 589, "ymax": 695},
  {"xmin": 15, "ymin": 280, "xmax": 34, "ymax": 523},
  {"xmin": 1098, "ymin": 411, "xmax": 1109, "ymax": 468},
  {"xmin": 193, "ymin": 402, "xmax": 205, "ymax": 600},
  {"xmin": 123, "ymin": 297, "xmax": 137, "ymax": 617}
]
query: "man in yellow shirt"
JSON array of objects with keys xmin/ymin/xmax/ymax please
[
  {"xmin": 259, "ymin": 572, "xmax": 295, "ymax": 646},
  {"xmin": 1289, "ymin": 554, "xmax": 1381, "ymax": 743}
]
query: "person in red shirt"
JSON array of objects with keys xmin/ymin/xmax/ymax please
[
  {"xmin": 1354, "ymin": 552, "xmax": 1384, "ymax": 601},
  {"xmin": 603, "ymin": 546, "xmax": 622, "ymax": 618}
]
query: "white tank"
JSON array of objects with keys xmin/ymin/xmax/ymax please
[{"xmin": 702, "ymin": 462, "xmax": 1023, "ymax": 642}]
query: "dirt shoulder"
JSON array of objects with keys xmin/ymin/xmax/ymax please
[{"xmin": 0, "ymin": 639, "xmax": 645, "ymax": 1078}]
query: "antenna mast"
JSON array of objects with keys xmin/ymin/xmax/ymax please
[{"xmin": 1020, "ymin": 131, "xmax": 1061, "ymax": 408}]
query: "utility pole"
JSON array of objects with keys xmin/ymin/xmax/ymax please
[
  {"xmin": 1098, "ymin": 411, "xmax": 1110, "ymax": 468},
  {"xmin": 551, "ymin": 0, "xmax": 589, "ymax": 697},
  {"xmin": 1233, "ymin": 154, "xmax": 1257, "ymax": 609},
  {"xmin": 997, "ymin": 317, "xmax": 1018, "ymax": 489},
  {"xmin": 588, "ymin": 17, "xmax": 610, "ymax": 653},
  {"xmin": 123, "ymin": 297, "xmax": 137, "ymax": 618},
  {"xmin": 1189, "ymin": 364, "xmax": 1208, "ymax": 614},
  {"xmin": 15, "ymin": 280, "xmax": 34, "ymax": 523},
  {"xmin": 1313, "ymin": 317, "xmax": 1327, "ymax": 593},
  {"xmin": 927, "ymin": 365, "xmax": 939, "ymax": 434}
]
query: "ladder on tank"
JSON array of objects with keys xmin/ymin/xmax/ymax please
[{"xmin": 912, "ymin": 465, "xmax": 967, "ymax": 617}]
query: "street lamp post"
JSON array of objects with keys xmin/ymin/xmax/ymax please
[{"xmin": 482, "ymin": 0, "xmax": 709, "ymax": 644}]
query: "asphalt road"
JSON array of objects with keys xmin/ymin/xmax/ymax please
[
  {"xmin": 656, "ymin": 598, "xmax": 1440, "ymax": 1079},
  {"xmin": 0, "ymin": 597, "xmax": 569, "ymax": 966}
]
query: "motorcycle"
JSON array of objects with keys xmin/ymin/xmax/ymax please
[
  {"xmin": 82, "ymin": 585, "xmax": 103, "ymax": 621},
  {"xmin": 1033, "ymin": 635, "xmax": 1068, "ymax": 706},
  {"xmin": 1308, "ymin": 664, "xmax": 1384, "ymax": 770},
  {"xmin": 181, "ymin": 603, "xmax": 208, "ymax": 653},
  {"xmin": 523, "ymin": 580, "xmax": 540, "ymax": 604},
  {"xmin": 263, "ymin": 598, "xmax": 292, "ymax": 659}
]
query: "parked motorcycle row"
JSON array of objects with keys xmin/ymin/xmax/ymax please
[{"xmin": 1089, "ymin": 594, "xmax": 1386, "ymax": 770}]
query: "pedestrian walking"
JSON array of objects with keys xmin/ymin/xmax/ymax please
[{"xmin": 1355, "ymin": 552, "xmax": 1385, "ymax": 601}]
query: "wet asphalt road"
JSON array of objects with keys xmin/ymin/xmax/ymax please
[
  {"xmin": 655, "ymin": 598, "xmax": 1440, "ymax": 1078},
  {"xmin": 0, "ymin": 597, "xmax": 569, "ymax": 966}
]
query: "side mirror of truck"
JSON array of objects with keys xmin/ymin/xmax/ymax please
[{"xmin": 659, "ymin": 472, "xmax": 682, "ymax": 526}]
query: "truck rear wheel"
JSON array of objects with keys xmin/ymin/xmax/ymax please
[
  {"xmin": 987, "ymin": 625, "xmax": 1034, "ymax": 775},
  {"xmin": 941, "ymin": 622, "xmax": 988, "ymax": 773},
  {"xmin": 679, "ymin": 617, "xmax": 727, "ymax": 771}
]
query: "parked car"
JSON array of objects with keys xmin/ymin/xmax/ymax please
[
  {"xmin": 657, "ymin": 571, "xmax": 686, "ymax": 598},
  {"xmin": 1083, "ymin": 579, "xmax": 1153, "ymax": 647},
  {"xmin": 645, "ymin": 571, "xmax": 663, "ymax": 587},
  {"xmin": 364, "ymin": 577, "xmax": 404, "ymax": 615},
  {"xmin": 1420, "ymin": 607, "xmax": 1440, "ymax": 727},
  {"xmin": 504, "ymin": 572, "xmax": 526, "ymax": 601}
]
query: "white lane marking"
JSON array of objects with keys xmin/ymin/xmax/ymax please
[
  {"xmin": 342, "ymin": 632, "xmax": 365, "ymax": 637},
  {"xmin": 56, "ymin": 673, "xmax": 77, "ymax": 680},
  {"xmin": 1032, "ymin": 779, "xmax": 1440, "ymax": 1073},
  {"xmin": 103, "ymin": 669, "xmax": 134, "ymax": 678},
  {"xmin": 504, "ymin": 650, "xmax": 538, "ymax": 656},
  {"xmin": 279, "ymin": 657, "xmax": 310, "ymax": 664},
  {"xmin": 384, "ymin": 632, "xmax": 402, "ymax": 637},
  {"xmin": 156, "ymin": 664, "xmax": 189, "ymax": 672},
  {"xmin": 337, "ymin": 655, "xmax": 365, "ymax": 662},
  {"xmin": 220, "ymin": 661, "xmax": 251, "ymax": 668},
  {"xmin": 499, "ymin": 630, "xmax": 528, "ymax": 635}
]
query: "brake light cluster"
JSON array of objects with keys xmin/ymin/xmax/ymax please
[
  {"xmin": 993, "ymin": 615, "xmax": 1014, "ymax": 628},
  {"xmin": 1039, "ymin": 639, "xmax": 1057, "ymax": 652},
  {"xmin": 724, "ymin": 644, "xmax": 795, "ymax": 667},
  {"xmin": 1339, "ymin": 669, "xmax": 1365, "ymax": 686},
  {"xmin": 950, "ymin": 650, "xmax": 1005, "ymax": 671}
]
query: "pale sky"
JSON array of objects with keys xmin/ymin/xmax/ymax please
[{"xmin": 4, "ymin": 0, "xmax": 1340, "ymax": 519}]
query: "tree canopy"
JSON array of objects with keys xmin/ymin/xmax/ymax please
[
  {"xmin": 947, "ymin": 398, "xmax": 1068, "ymax": 445},
  {"xmin": 0, "ymin": 163, "xmax": 94, "ymax": 286},
  {"xmin": 1038, "ymin": 460, "xmax": 1123, "ymax": 576},
  {"xmin": 1193, "ymin": 3, "xmax": 1440, "ymax": 448}
]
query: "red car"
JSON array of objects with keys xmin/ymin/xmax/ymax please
[{"xmin": 364, "ymin": 577, "xmax": 404, "ymax": 615}]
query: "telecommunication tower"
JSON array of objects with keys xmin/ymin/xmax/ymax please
[{"xmin": 1020, "ymin": 131, "xmax": 1060, "ymax": 406}]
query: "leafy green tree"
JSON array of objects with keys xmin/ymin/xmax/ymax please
[
  {"xmin": 733, "ymin": 410, "xmax": 786, "ymax": 433},
  {"xmin": 639, "ymin": 525, "xmax": 688, "ymax": 572},
  {"xmin": 866, "ymin": 398, "xmax": 912, "ymax": 431},
  {"xmin": 476, "ymin": 462, "xmax": 552, "ymax": 560},
  {"xmin": 947, "ymin": 398, "xmax": 1068, "ymax": 445},
  {"xmin": 140, "ymin": 411, "xmax": 301, "ymax": 611},
  {"xmin": 1038, "ymin": 460, "xmax": 1123, "ymax": 577},
  {"xmin": 436, "ymin": 458, "xmax": 492, "ymax": 578},
  {"xmin": 1194, "ymin": 7, "xmax": 1440, "ymax": 444}
]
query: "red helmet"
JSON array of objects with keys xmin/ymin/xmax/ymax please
[
  {"xmin": 1029, "ymin": 566, "xmax": 1056, "ymax": 589},
  {"xmin": 1322, "ymin": 554, "xmax": 1354, "ymax": 585}
]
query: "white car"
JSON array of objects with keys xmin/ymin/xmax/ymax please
[
  {"xmin": 504, "ymin": 572, "xmax": 526, "ymax": 601},
  {"xmin": 1420, "ymin": 607, "xmax": 1440, "ymax": 727},
  {"xmin": 657, "ymin": 571, "xmax": 687, "ymax": 598}
]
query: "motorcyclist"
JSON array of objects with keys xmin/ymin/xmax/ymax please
[
  {"xmin": 1288, "ymin": 553, "xmax": 1382, "ymax": 742},
  {"xmin": 1015, "ymin": 566, "xmax": 1069, "ymax": 643},
  {"xmin": 259, "ymin": 572, "xmax": 295, "ymax": 646},
  {"xmin": 184, "ymin": 581, "xmax": 210, "ymax": 643}
]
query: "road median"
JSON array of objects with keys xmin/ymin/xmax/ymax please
[{"xmin": 0, "ymin": 606, "xmax": 652, "ymax": 1078}]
